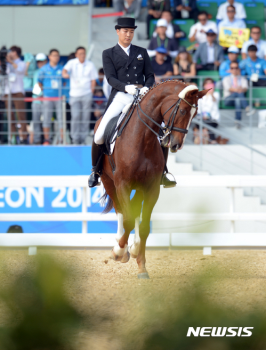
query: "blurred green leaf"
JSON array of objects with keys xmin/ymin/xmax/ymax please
[
  {"xmin": 127, "ymin": 265, "xmax": 266, "ymax": 350},
  {"xmin": 0, "ymin": 254, "xmax": 85, "ymax": 350}
]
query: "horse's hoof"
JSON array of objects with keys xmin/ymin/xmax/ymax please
[
  {"xmin": 130, "ymin": 253, "xmax": 138, "ymax": 259},
  {"xmin": 138, "ymin": 272, "xmax": 150, "ymax": 279},
  {"xmin": 109, "ymin": 248, "xmax": 123, "ymax": 262},
  {"xmin": 121, "ymin": 249, "xmax": 130, "ymax": 263}
]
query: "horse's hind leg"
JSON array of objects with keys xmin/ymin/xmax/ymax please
[
  {"xmin": 101, "ymin": 174, "xmax": 129, "ymax": 262},
  {"xmin": 137, "ymin": 185, "xmax": 160, "ymax": 279},
  {"xmin": 111, "ymin": 212, "xmax": 131, "ymax": 263}
]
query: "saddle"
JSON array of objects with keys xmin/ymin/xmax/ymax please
[
  {"xmin": 103, "ymin": 115, "xmax": 120, "ymax": 155},
  {"xmin": 102, "ymin": 101, "xmax": 136, "ymax": 155}
]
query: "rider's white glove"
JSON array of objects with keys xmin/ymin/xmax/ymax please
[
  {"xmin": 139, "ymin": 86, "xmax": 149, "ymax": 96},
  {"xmin": 125, "ymin": 85, "xmax": 137, "ymax": 95}
]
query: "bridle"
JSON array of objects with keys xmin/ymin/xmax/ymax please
[{"xmin": 135, "ymin": 91, "xmax": 198, "ymax": 142}]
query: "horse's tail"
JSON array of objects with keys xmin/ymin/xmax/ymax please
[{"xmin": 101, "ymin": 191, "xmax": 114, "ymax": 214}]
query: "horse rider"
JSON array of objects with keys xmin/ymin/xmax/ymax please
[{"xmin": 88, "ymin": 17, "xmax": 176, "ymax": 189}]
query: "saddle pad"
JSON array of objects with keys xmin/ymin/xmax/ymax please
[{"xmin": 103, "ymin": 112, "xmax": 126, "ymax": 155}]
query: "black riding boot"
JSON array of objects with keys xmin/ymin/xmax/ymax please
[
  {"xmin": 161, "ymin": 146, "xmax": 177, "ymax": 188},
  {"xmin": 88, "ymin": 141, "xmax": 104, "ymax": 188}
]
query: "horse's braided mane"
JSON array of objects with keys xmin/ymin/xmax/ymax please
[{"xmin": 139, "ymin": 79, "xmax": 190, "ymax": 103}]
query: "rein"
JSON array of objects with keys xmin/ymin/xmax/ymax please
[
  {"xmin": 110, "ymin": 88, "xmax": 198, "ymax": 146},
  {"xmin": 136, "ymin": 92, "xmax": 197, "ymax": 141}
]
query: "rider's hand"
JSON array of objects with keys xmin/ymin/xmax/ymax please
[
  {"xmin": 139, "ymin": 86, "xmax": 149, "ymax": 96},
  {"xmin": 125, "ymin": 85, "xmax": 137, "ymax": 95}
]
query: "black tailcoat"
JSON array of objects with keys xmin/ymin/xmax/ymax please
[{"xmin": 102, "ymin": 44, "xmax": 155, "ymax": 111}]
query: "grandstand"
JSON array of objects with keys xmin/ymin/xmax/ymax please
[{"xmin": 89, "ymin": 2, "xmax": 266, "ymax": 192}]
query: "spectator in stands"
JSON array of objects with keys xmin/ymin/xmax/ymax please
[
  {"xmin": 152, "ymin": 11, "xmax": 186, "ymax": 47},
  {"xmin": 218, "ymin": 5, "xmax": 246, "ymax": 33},
  {"xmin": 113, "ymin": 0, "xmax": 123, "ymax": 13},
  {"xmin": 173, "ymin": 46, "xmax": 196, "ymax": 81},
  {"xmin": 194, "ymin": 78, "xmax": 221, "ymax": 144},
  {"xmin": 216, "ymin": 0, "xmax": 246, "ymax": 21},
  {"xmin": 38, "ymin": 49, "xmax": 64, "ymax": 145},
  {"xmin": 242, "ymin": 26, "xmax": 266, "ymax": 60},
  {"xmin": 62, "ymin": 46, "xmax": 98, "ymax": 145},
  {"xmin": 32, "ymin": 53, "xmax": 47, "ymax": 145},
  {"xmin": 193, "ymin": 29, "xmax": 224, "ymax": 70},
  {"xmin": 123, "ymin": 0, "xmax": 142, "ymax": 19},
  {"xmin": 240, "ymin": 45, "xmax": 266, "ymax": 87},
  {"xmin": 223, "ymin": 61, "xmax": 249, "ymax": 128},
  {"xmin": 189, "ymin": 11, "xmax": 218, "ymax": 45},
  {"xmin": 174, "ymin": 0, "xmax": 198, "ymax": 21},
  {"xmin": 219, "ymin": 45, "xmax": 242, "ymax": 77},
  {"xmin": 96, "ymin": 68, "xmax": 104, "ymax": 88},
  {"xmin": 151, "ymin": 47, "xmax": 173, "ymax": 82},
  {"xmin": 63, "ymin": 52, "xmax": 75, "ymax": 141},
  {"xmin": 147, "ymin": 19, "xmax": 178, "ymax": 59},
  {"xmin": 23, "ymin": 53, "xmax": 36, "ymax": 124},
  {"xmin": 0, "ymin": 60, "xmax": 5, "ymax": 144},
  {"xmin": 5, "ymin": 45, "xmax": 28, "ymax": 144},
  {"xmin": 91, "ymin": 89, "xmax": 108, "ymax": 134},
  {"xmin": 146, "ymin": 0, "xmax": 171, "ymax": 39}
]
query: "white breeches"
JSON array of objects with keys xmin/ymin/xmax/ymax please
[{"xmin": 94, "ymin": 92, "xmax": 134, "ymax": 145}]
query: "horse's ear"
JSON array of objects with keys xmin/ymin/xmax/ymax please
[
  {"xmin": 197, "ymin": 89, "xmax": 211, "ymax": 99},
  {"xmin": 184, "ymin": 88, "xmax": 199, "ymax": 100}
]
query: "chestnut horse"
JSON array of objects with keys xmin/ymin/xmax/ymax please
[{"xmin": 95, "ymin": 80, "xmax": 208, "ymax": 279}]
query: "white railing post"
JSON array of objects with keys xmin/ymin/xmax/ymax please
[
  {"xmin": 7, "ymin": 78, "xmax": 12, "ymax": 145},
  {"xmin": 62, "ymin": 95, "xmax": 67, "ymax": 145},
  {"xmin": 82, "ymin": 186, "xmax": 87, "ymax": 234},
  {"xmin": 229, "ymin": 187, "xmax": 235, "ymax": 234}
]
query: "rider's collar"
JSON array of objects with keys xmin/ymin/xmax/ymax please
[{"xmin": 118, "ymin": 42, "xmax": 131, "ymax": 56}]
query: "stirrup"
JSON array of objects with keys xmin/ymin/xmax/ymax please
[{"xmin": 161, "ymin": 172, "xmax": 176, "ymax": 188}]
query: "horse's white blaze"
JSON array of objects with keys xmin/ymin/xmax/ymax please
[
  {"xmin": 130, "ymin": 217, "xmax": 140, "ymax": 257},
  {"xmin": 177, "ymin": 85, "xmax": 198, "ymax": 150},
  {"xmin": 178, "ymin": 85, "xmax": 198, "ymax": 99},
  {"xmin": 179, "ymin": 106, "xmax": 196, "ymax": 150}
]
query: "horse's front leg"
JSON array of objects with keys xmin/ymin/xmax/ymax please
[
  {"xmin": 111, "ymin": 212, "xmax": 130, "ymax": 263},
  {"xmin": 137, "ymin": 183, "xmax": 160, "ymax": 279},
  {"xmin": 115, "ymin": 184, "xmax": 135, "ymax": 251}
]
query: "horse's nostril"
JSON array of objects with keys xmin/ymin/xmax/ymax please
[{"xmin": 170, "ymin": 144, "xmax": 179, "ymax": 153}]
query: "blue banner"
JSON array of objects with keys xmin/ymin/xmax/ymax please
[
  {"xmin": 0, "ymin": 0, "xmax": 88, "ymax": 5},
  {"xmin": 0, "ymin": 146, "xmax": 116, "ymax": 234}
]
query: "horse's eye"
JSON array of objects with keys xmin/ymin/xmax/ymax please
[{"xmin": 180, "ymin": 109, "xmax": 186, "ymax": 116}]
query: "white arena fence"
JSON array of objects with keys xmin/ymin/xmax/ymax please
[{"xmin": 0, "ymin": 175, "xmax": 266, "ymax": 250}]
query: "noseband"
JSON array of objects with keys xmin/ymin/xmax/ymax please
[{"xmin": 135, "ymin": 93, "xmax": 198, "ymax": 141}]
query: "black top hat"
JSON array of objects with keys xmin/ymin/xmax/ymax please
[{"xmin": 115, "ymin": 17, "xmax": 137, "ymax": 30}]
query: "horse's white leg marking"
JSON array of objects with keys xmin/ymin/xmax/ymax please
[
  {"xmin": 113, "ymin": 213, "xmax": 127, "ymax": 256},
  {"xmin": 116, "ymin": 212, "xmax": 124, "ymax": 242},
  {"xmin": 129, "ymin": 217, "xmax": 140, "ymax": 257}
]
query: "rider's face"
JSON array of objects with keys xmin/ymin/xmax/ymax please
[{"xmin": 116, "ymin": 28, "xmax": 135, "ymax": 47}]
